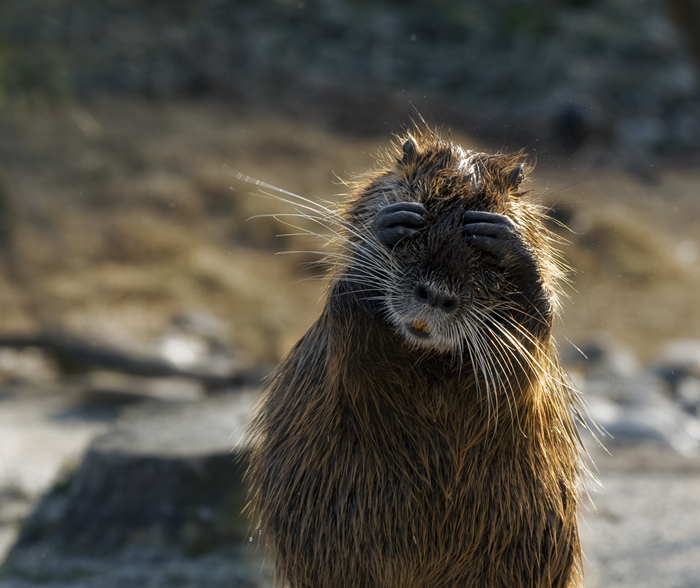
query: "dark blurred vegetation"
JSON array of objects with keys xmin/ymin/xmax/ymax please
[{"xmin": 1, "ymin": 0, "xmax": 699, "ymax": 153}]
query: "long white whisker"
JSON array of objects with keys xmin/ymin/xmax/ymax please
[
  {"xmin": 473, "ymin": 312, "xmax": 525, "ymax": 438},
  {"xmin": 224, "ymin": 166, "xmax": 341, "ymax": 217}
]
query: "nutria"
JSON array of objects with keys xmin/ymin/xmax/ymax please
[{"xmin": 246, "ymin": 128, "xmax": 587, "ymax": 588}]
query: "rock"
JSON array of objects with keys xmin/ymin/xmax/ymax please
[
  {"xmin": 0, "ymin": 332, "xmax": 249, "ymax": 391},
  {"xmin": 0, "ymin": 347, "xmax": 59, "ymax": 385},
  {"xmin": 588, "ymin": 395, "xmax": 700, "ymax": 457},
  {"xmin": 568, "ymin": 338, "xmax": 700, "ymax": 457},
  {"xmin": 654, "ymin": 338, "xmax": 700, "ymax": 386},
  {"xmin": 651, "ymin": 339, "xmax": 700, "ymax": 416},
  {"xmin": 158, "ymin": 310, "xmax": 241, "ymax": 377},
  {"xmin": 8, "ymin": 391, "xmax": 259, "ymax": 557},
  {"xmin": 74, "ymin": 371, "xmax": 207, "ymax": 406},
  {"xmin": 676, "ymin": 376, "xmax": 700, "ymax": 416},
  {"xmin": 561, "ymin": 337, "xmax": 640, "ymax": 381},
  {"xmin": 656, "ymin": 338, "xmax": 700, "ymax": 367},
  {"xmin": 0, "ymin": 484, "xmax": 32, "ymax": 561},
  {"xmin": 583, "ymin": 372, "xmax": 700, "ymax": 457}
]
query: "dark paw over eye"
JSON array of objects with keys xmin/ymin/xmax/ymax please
[
  {"xmin": 464, "ymin": 211, "xmax": 542, "ymax": 304},
  {"xmin": 463, "ymin": 210, "xmax": 523, "ymax": 266},
  {"xmin": 374, "ymin": 202, "xmax": 427, "ymax": 249}
]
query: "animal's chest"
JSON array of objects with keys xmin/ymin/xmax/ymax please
[
  {"xmin": 305, "ymin": 413, "xmax": 482, "ymax": 548},
  {"xmin": 262, "ymin": 386, "xmax": 569, "ymax": 588}
]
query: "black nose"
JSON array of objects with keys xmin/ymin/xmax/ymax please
[{"xmin": 414, "ymin": 283, "xmax": 459, "ymax": 313}]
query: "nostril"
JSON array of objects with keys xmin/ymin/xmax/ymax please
[
  {"xmin": 415, "ymin": 284, "xmax": 430, "ymax": 303},
  {"xmin": 440, "ymin": 298, "xmax": 458, "ymax": 313},
  {"xmin": 415, "ymin": 284, "xmax": 458, "ymax": 312}
]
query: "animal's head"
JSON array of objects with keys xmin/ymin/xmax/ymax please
[{"xmin": 339, "ymin": 129, "xmax": 562, "ymax": 356}]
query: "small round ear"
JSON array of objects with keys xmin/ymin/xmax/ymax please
[
  {"xmin": 402, "ymin": 138, "xmax": 418, "ymax": 164},
  {"xmin": 505, "ymin": 165, "xmax": 525, "ymax": 193}
]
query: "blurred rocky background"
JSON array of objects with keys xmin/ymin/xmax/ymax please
[{"xmin": 1, "ymin": 0, "xmax": 700, "ymax": 586}]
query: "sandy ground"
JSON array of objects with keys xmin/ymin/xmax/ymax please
[{"xmin": 583, "ymin": 471, "xmax": 700, "ymax": 587}]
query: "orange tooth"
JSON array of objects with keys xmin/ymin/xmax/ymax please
[{"xmin": 412, "ymin": 319, "xmax": 430, "ymax": 333}]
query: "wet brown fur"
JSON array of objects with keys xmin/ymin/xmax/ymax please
[{"xmin": 247, "ymin": 128, "xmax": 586, "ymax": 588}]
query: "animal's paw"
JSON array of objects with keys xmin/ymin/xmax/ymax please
[
  {"xmin": 463, "ymin": 211, "xmax": 530, "ymax": 267},
  {"xmin": 374, "ymin": 202, "xmax": 427, "ymax": 249}
]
